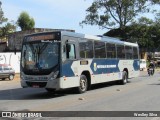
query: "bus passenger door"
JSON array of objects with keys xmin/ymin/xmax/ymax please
[
  {"xmin": 62, "ymin": 36, "xmax": 79, "ymax": 61},
  {"xmin": 61, "ymin": 36, "xmax": 79, "ymax": 88}
]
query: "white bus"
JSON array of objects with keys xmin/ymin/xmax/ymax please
[{"xmin": 20, "ymin": 31, "xmax": 140, "ymax": 93}]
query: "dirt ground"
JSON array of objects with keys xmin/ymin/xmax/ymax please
[{"xmin": 14, "ymin": 73, "xmax": 20, "ymax": 81}]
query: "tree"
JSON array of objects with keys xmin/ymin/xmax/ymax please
[
  {"xmin": 0, "ymin": 22, "xmax": 16, "ymax": 39},
  {"xmin": 0, "ymin": 1, "xmax": 7, "ymax": 26},
  {"xmin": 80, "ymin": 0, "xmax": 157, "ymax": 30},
  {"xmin": 0, "ymin": 1, "xmax": 16, "ymax": 41},
  {"xmin": 105, "ymin": 17, "xmax": 160, "ymax": 52},
  {"xmin": 17, "ymin": 11, "xmax": 35, "ymax": 31}
]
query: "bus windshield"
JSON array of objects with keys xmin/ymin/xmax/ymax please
[{"xmin": 21, "ymin": 41, "xmax": 59, "ymax": 75}]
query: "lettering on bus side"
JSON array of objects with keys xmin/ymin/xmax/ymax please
[{"xmin": 91, "ymin": 59, "xmax": 120, "ymax": 74}]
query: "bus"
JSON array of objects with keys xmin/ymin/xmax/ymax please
[{"xmin": 20, "ymin": 31, "xmax": 140, "ymax": 93}]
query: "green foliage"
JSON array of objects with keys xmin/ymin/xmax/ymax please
[
  {"xmin": 104, "ymin": 17, "xmax": 160, "ymax": 52},
  {"xmin": 0, "ymin": 1, "xmax": 7, "ymax": 26},
  {"xmin": 0, "ymin": 1, "xmax": 16, "ymax": 41},
  {"xmin": 81, "ymin": 0, "xmax": 160, "ymax": 52},
  {"xmin": 80, "ymin": 0, "xmax": 157, "ymax": 29},
  {"xmin": 17, "ymin": 11, "xmax": 35, "ymax": 31},
  {"xmin": 0, "ymin": 22, "xmax": 16, "ymax": 37},
  {"xmin": 0, "ymin": 12, "xmax": 7, "ymax": 25}
]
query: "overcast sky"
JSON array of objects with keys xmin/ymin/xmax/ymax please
[{"xmin": 1, "ymin": 0, "xmax": 107, "ymax": 35}]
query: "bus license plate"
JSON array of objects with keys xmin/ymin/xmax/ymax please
[{"xmin": 32, "ymin": 85, "xmax": 39, "ymax": 88}]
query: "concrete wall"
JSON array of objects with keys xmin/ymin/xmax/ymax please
[{"xmin": 0, "ymin": 52, "xmax": 20, "ymax": 73}]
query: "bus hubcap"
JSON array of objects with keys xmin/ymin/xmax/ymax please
[
  {"xmin": 124, "ymin": 74, "xmax": 127, "ymax": 83},
  {"xmin": 80, "ymin": 79, "xmax": 86, "ymax": 90}
]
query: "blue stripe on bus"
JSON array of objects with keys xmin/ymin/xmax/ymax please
[
  {"xmin": 90, "ymin": 59, "xmax": 120, "ymax": 74},
  {"xmin": 60, "ymin": 59, "xmax": 140, "ymax": 77},
  {"xmin": 61, "ymin": 61, "xmax": 75, "ymax": 77},
  {"xmin": 133, "ymin": 60, "xmax": 140, "ymax": 71}
]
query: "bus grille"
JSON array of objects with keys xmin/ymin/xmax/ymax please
[{"xmin": 26, "ymin": 82, "xmax": 47, "ymax": 88}]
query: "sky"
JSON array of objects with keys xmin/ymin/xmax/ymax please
[{"xmin": 1, "ymin": 0, "xmax": 107, "ymax": 35}]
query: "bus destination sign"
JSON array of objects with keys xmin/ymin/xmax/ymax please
[{"xmin": 26, "ymin": 34, "xmax": 55, "ymax": 42}]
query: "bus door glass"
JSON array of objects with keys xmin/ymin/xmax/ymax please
[
  {"xmin": 66, "ymin": 43, "xmax": 76, "ymax": 59},
  {"xmin": 62, "ymin": 36, "xmax": 78, "ymax": 61}
]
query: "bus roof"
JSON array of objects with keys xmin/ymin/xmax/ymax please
[
  {"xmin": 61, "ymin": 31, "xmax": 138, "ymax": 47},
  {"xmin": 24, "ymin": 31, "xmax": 138, "ymax": 47}
]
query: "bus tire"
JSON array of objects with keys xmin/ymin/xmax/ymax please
[
  {"xmin": 45, "ymin": 88, "xmax": 56, "ymax": 93},
  {"xmin": 77, "ymin": 75, "xmax": 88, "ymax": 94},
  {"xmin": 120, "ymin": 71, "xmax": 128, "ymax": 85}
]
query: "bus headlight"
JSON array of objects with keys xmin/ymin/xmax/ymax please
[
  {"xmin": 20, "ymin": 72, "xmax": 25, "ymax": 80},
  {"xmin": 49, "ymin": 71, "xmax": 59, "ymax": 80}
]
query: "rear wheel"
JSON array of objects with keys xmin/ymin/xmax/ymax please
[
  {"xmin": 9, "ymin": 74, "xmax": 14, "ymax": 80},
  {"xmin": 77, "ymin": 75, "xmax": 88, "ymax": 94},
  {"xmin": 120, "ymin": 71, "xmax": 128, "ymax": 85},
  {"xmin": 151, "ymin": 69, "xmax": 154, "ymax": 76},
  {"xmin": 148, "ymin": 70, "xmax": 151, "ymax": 76}
]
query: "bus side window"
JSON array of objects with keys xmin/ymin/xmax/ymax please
[
  {"xmin": 117, "ymin": 44, "xmax": 125, "ymax": 59},
  {"xmin": 79, "ymin": 39, "xmax": 93, "ymax": 58},
  {"xmin": 133, "ymin": 47, "xmax": 138, "ymax": 59},
  {"xmin": 106, "ymin": 43, "xmax": 116, "ymax": 58},
  {"xmin": 125, "ymin": 46, "xmax": 133, "ymax": 59},
  {"xmin": 66, "ymin": 44, "xmax": 76, "ymax": 59}
]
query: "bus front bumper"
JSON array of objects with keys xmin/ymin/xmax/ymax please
[{"xmin": 20, "ymin": 79, "xmax": 60, "ymax": 90}]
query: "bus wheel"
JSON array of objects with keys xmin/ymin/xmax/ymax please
[
  {"xmin": 77, "ymin": 75, "xmax": 88, "ymax": 94},
  {"xmin": 45, "ymin": 88, "xmax": 56, "ymax": 93},
  {"xmin": 120, "ymin": 71, "xmax": 128, "ymax": 85}
]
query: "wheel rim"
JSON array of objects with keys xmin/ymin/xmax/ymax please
[
  {"xmin": 123, "ymin": 73, "xmax": 127, "ymax": 83},
  {"xmin": 80, "ymin": 78, "xmax": 86, "ymax": 91},
  {"xmin": 9, "ymin": 75, "xmax": 14, "ymax": 80}
]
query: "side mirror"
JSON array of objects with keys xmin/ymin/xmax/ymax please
[{"xmin": 23, "ymin": 50, "xmax": 26, "ymax": 58}]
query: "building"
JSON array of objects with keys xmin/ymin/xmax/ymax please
[
  {"xmin": 8, "ymin": 28, "xmax": 75, "ymax": 51},
  {"xmin": 0, "ymin": 42, "xmax": 7, "ymax": 52}
]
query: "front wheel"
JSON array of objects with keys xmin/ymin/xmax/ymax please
[
  {"xmin": 77, "ymin": 75, "xmax": 88, "ymax": 94},
  {"xmin": 151, "ymin": 70, "xmax": 154, "ymax": 76},
  {"xmin": 148, "ymin": 69, "xmax": 152, "ymax": 76},
  {"xmin": 148, "ymin": 70, "xmax": 150, "ymax": 76}
]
